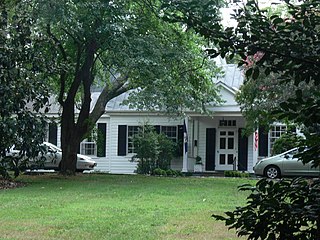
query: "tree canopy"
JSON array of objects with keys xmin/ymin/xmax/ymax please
[
  {"xmin": 162, "ymin": 0, "xmax": 320, "ymax": 163},
  {"xmin": 17, "ymin": 0, "xmax": 224, "ymax": 174},
  {"xmin": 0, "ymin": 0, "xmax": 50, "ymax": 178}
]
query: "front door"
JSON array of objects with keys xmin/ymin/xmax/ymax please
[{"xmin": 216, "ymin": 129, "xmax": 237, "ymax": 171}]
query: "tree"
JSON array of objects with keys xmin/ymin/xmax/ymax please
[
  {"xmin": 272, "ymin": 130, "xmax": 303, "ymax": 155},
  {"xmin": 131, "ymin": 124, "xmax": 177, "ymax": 174},
  {"xmin": 28, "ymin": 0, "xmax": 224, "ymax": 175},
  {"xmin": 162, "ymin": 0, "xmax": 320, "ymax": 163},
  {"xmin": 0, "ymin": 0, "xmax": 50, "ymax": 178}
]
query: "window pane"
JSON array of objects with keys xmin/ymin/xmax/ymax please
[
  {"xmin": 81, "ymin": 142, "xmax": 96, "ymax": 155},
  {"xmin": 228, "ymin": 138, "xmax": 234, "ymax": 149},
  {"xmin": 228, "ymin": 131, "xmax": 234, "ymax": 136},
  {"xmin": 227, "ymin": 154, "xmax": 234, "ymax": 164},
  {"xmin": 161, "ymin": 126, "xmax": 177, "ymax": 141},
  {"xmin": 128, "ymin": 126, "xmax": 140, "ymax": 153},
  {"xmin": 219, "ymin": 154, "xmax": 225, "ymax": 164},
  {"xmin": 220, "ymin": 138, "xmax": 226, "ymax": 149},
  {"xmin": 220, "ymin": 131, "xmax": 226, "ymax": 136}
]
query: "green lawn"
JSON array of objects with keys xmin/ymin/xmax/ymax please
[{"xmin": 0, "ymin": 174, "xmax": 255, "ymax": 240}]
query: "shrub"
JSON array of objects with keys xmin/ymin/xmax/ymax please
[
  {"xmin": 224, "ymin": 171, "xmax": 249, "ymax": 178},
  {"xmin": 166, "ymin": 169, "xmax": 174, "ymax": 176},
  {"xmin": 131, "ymin": 124, "xmax": 176, "ymax": 174},
  {"xmin": 272, "ymin": 131, "xmax": 303, "ymax": 155},
  {"xmin": 152, "ymin": 168, "xmax": 162, "ymax": 176},
  {"xmin": 213, "ymin": 178, "xmax": 320, "ymax": 239},
  {"xmin": 160, "ymin": 169, "xmax": 167, "ymax": 176}
]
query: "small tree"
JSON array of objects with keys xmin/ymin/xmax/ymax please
[
  {"xmin": 157, "ymin": 133, "xmax": 177, "ymax": 170},
  {"xmin": 131, "ymin": 125, "xmax": 177, "ymax": 174},
  {"xmin": 272, "ymin": 131, "xmax": 303, "ymax": 155}
]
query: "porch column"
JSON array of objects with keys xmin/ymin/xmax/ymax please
[
  {"xmin": 252, "ymin": 129, "xmax": 259, "ymax": 168},
  {"xmin": 182, "ymin": 117, "xmax": 188, "ymax": 172}
]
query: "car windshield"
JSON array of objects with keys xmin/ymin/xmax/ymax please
[{"xmin": 44, "ymin": 142, "xmax": 62, "ymax": 152}]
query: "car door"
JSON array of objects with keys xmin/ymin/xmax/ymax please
[
  {"xmin": 282, "ymin": 151, "xmax": 310, "ymax": 176},
  {"xmin": 307, "ymin": 161, "xmax": 320, "ymax": 177}
]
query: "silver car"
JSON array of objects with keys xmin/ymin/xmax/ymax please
[
  {"xmin": 11, "ymin": 142, "xmax": 97, "ymax": 171},
  {"xmin": 254, "ymin": 148, "xmax": 320, "ymax": 179}
]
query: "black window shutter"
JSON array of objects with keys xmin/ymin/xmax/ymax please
[
  {"xmin": 97, "ymin": 123, "xmax": 107, "ymax": 157},
  {"xmin": 154, "ymin": 125, "xmax": 160, "ymax": 134},
  {"xmin": 177, "ymin": 125, "xmax": 183, "ymax": 156},
  {"xmin": 118, "ymin": 125, "xmax": 127, "ymax": 156},
  {"xmin": 48, "ymin": 122, "xmax": 58, "ymax": 145},
  {"xmin": 205, "ymin": 128, "xmax": 216, "ymax": 171},
  {"xmin": 238, "ymin": 128, "xmax": 248, "ymax": 171},
  {"xmin": 258, "ymin": 127, "xmax": 269, "ymax": 157}
]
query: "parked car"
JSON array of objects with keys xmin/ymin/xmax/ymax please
[
  {"xmin": 253, "ymin": 148, "xmax": 320, "ymax": 179},
  {"xmin": 9, "ymin": 142, "xmax": 97, "ymax": 172}
]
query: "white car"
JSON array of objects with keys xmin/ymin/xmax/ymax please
[{"xmin": 10, "ymin": 142, "xmax": 97, "ymax": 171}]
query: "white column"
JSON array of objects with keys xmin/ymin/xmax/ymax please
[
  {"xmin": 252, "ymin": 129, "xmax": 259, "ymax": 168},
  {"xmin": 182, "ymin": 117, "xmax": 188, "ymax": 173}
]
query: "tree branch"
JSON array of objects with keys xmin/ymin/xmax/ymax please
[{"xmin": 46, "ymin": 24, "xmax": 67, "ymax": 105}]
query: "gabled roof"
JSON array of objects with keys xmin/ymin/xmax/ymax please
[{"xmin": 213, "ymin": 64, "xmax": 244, "ymax": 90}]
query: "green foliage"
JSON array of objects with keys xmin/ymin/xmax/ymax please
[
  {"xmin": 213, "ymin": 178, "xmax": 320, "ymax": 239},
  {"xmin": 195, "ymin": 155, "xmax": 202, "ymax": 164},
  {"xmin": 272, "ymin": 131, "xmax": 303, "ymax": 155},
  {"xmin": 131, "ymin": 125, "xmax": 177, "ymax": 174},
  {"xmin": 0, "ymin": 0, "xmax": 49, "ymax": 179},
  {"xmin": 152, "ymin": 168, "xmax": 183, "ymax": 177},
  {"xmin": 224, "ymin": 171, "xmax": 250, "ymax": 178}
]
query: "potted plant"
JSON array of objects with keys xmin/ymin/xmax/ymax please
[{"xmin": 194, "ymin": 156, "xmax": 203, "ymax": 172}]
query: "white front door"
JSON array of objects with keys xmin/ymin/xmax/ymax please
[{"xmin": 216, "ymin": 129, "xmax": 237, "ymax": 171}]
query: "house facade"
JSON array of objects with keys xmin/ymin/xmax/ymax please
[{"xmin": 45, "ymin": 64, "xmax": 288, "ymax": 174}]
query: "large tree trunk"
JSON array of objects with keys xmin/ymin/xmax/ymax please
[
  {"xmin": 59, "ymin": 40, "xmax": 97, "ymax": 175},
  {"xmin": 60, "ymin": 102, "xmax": 80, "ymax": 174}
]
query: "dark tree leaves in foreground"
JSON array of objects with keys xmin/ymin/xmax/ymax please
[
  {"xmin": 213, "ymin": 178, "xmax": 320, "ymax": 239},
  {"xmin": 0, "ymin": 0, "xmax": 49, "ymax": 178}
]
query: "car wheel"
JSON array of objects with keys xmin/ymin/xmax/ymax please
[{"xmin": 265, "ymin": 166, "xmax": 281, "ymax": 179}]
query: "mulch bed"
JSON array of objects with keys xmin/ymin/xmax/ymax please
[{"xmin": 0, "ymin": 179, "xmax": 26, "ymax": 190}]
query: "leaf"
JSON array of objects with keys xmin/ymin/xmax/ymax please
[{"xmin": 252, "ymin": 68, "xmax": 260, "ymax": 80}]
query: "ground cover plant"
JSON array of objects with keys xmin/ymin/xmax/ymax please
[{"xmin": 0, "ymin": 174, "xmax": 252, "ymax": 240}]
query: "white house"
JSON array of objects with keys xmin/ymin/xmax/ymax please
[{"xmin": 45, "ymin": 64, "xmax": 289, "ymax": 174}]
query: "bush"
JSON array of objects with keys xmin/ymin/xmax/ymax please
[
  {"xmin": 152, "ymin": 168, "xmax": 182, "ymax": 177},
  {"xmin": 224, "ymin": 171, "xmax": 249, "ymax": 178},
  {"xmin": 213, "ymin": 178, "xmax": 320, "ymax": 239},
  {"xmin": 272, "ymin": 131, "xmax": 303, "ymax": 155},
  {"xmin": 131, "ymin": 124, "xmax": 176, "ymax": 174}
]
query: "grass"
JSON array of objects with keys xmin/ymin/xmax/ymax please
[{"xmin": 0, "ymin": 174, "xmax": 255, "ymax": 240}]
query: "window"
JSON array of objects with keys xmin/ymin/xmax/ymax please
[
  {"xmin": 219, "ymin": 119, "xmax": 236, "ymax": 127},
  {"xmin": 80, "ymin": 142, "xmax": 96, "ymax": 156},
  {"xmin": 128, "ymin": 126, "xmax": 140, "ymax": 154},
  {"xmin": 269, "ymin": 124, "xmax": 287, "ymax": 153},
  {"xmin": 161, "ymin": 126, "xmax": 177, "ymax": 142}
]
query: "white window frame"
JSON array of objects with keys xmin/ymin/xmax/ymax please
[
  {"xmin": 268, "ymin": 124, "xmax": 287, "ymax": 156},
  {"xmin": 80, "ymin": 141, "xmax": 97, "ymax": 156},
  {"xmin": 127, "ymin": 126, "xmax": 140, "ymax": 154},
  {"xmin": 160, "ymin": 126, "xmax": 178, "ymax": 142}
]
